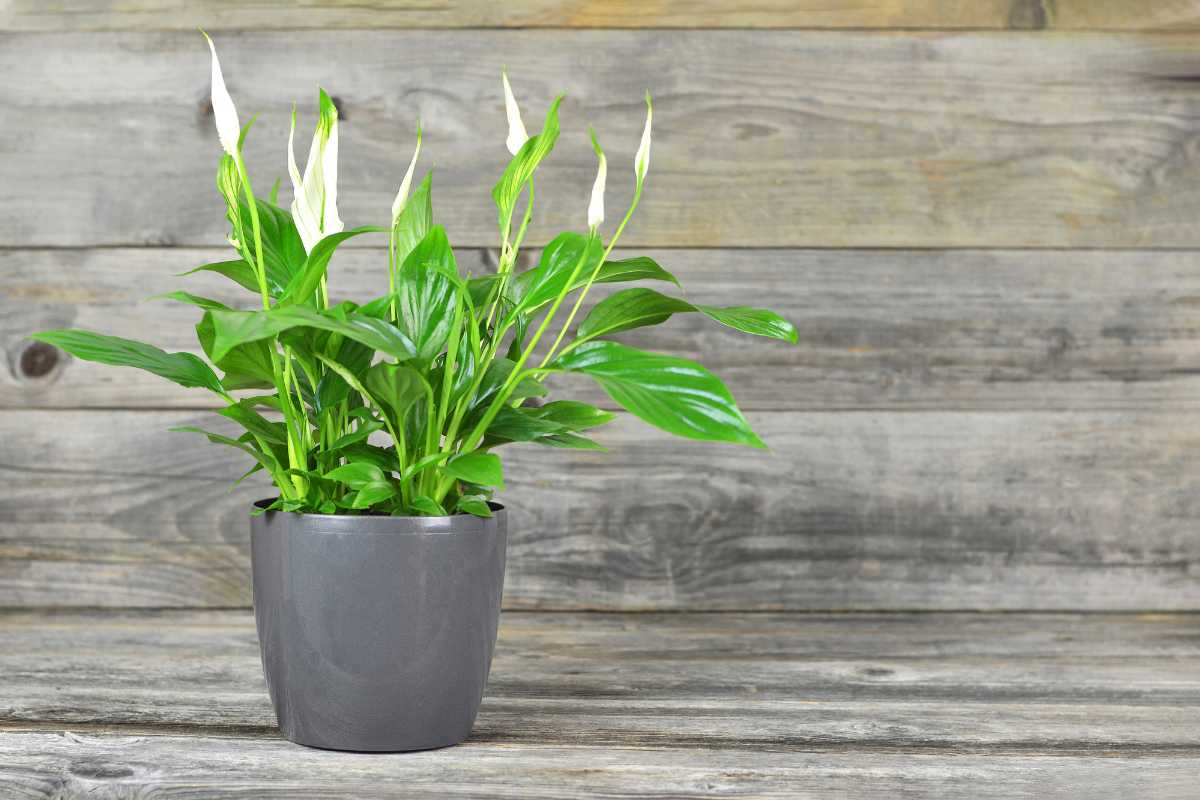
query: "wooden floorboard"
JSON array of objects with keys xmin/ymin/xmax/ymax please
[
  {"xmin": 5, "ymin": 31, "xmax": 1200, "ymax": 248},
  {"xmin": 0, "ymin": 610, "xmax": 1198, "ymax": 798},
  {"xmin": 7, "ymin": 246, "xmax": 1200, "ymax": 412}
]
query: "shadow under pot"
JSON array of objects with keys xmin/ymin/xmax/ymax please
[{"xmin": 249, "ymin": 501, "xmax": 508, "ymax": 752}]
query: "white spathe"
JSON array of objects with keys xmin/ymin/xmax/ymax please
[
  {"xmin": 204, "ymin": 33, "xmax": 240, "ymax": 157},
  {"xmin": 391, "ymin": 125, "xmax": 423, "ymax": 222},
  {"xmin": 288, "ymin": 93, "xmax": 345, "ymax": 253},
  {"xmin": 502, "ymin": 72, "xmax": 529, "ymax": 156},
  {"xmin": 588, "ymin": 140, "xmax": 607, "ymax": 230},
  {"xmin": 635, "ymin": 92, "xmax": 653, "ymax": 181}
]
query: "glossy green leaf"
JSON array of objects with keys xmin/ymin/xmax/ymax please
[
  {"xmin": 444, "ymin": 452, "xmax": 505, "ymax": 489},
  {"xmin": 534, "ymin": 431, "xmax": 606, "ymax": 451},
  {"xmin": 485, "ymin": 407, "xmax": 565, "ymax": 443},
  {"xmin": 209, "ymin": 306, "xmax": 416, "ymax": 363},
  {"xmin": 364, "ymin": 362, "xmax": 428, "ymax": 424},
  {"xmin": 593, "ymin": 256, "xmax": 679, "ymax": 288},
  {"xmin": 531, "ymin": 400, "xmax": 616, "ymax": 431},
  {"xmin": 492, "ymin": 96, "xmax": 563, "ymax": 230},
  {"xmin": 692, "ymin": 305, "xmax": 798, "ymax": 343},
  {"xmin": 455, "ymin": 495, "xmax": 493, "ymax": 517},
  {"xmin": 170, "ymin": 426, "xmax": 281, "ymax": 474},
  {"xmin": 511, "ymin": 231, "xmax": 602, "ymax": 315},
  {"xmin": 31, "ymin": 330, "xmax": 223, "ymax": 394},
  {"xmin": 395, "ymin": 226, "xmax": 458, "ymax": 363},
  {"xmin": 325, "ymin": 462, "xmax": 397, "ymax": 508},
  {"xmin": 216, "ymin": 401, "xmax": 288, "ymax": 445},
  {"xmin": 180, "ymin": 259, "xmax": 262, "ymax": 294},
  {"xmin": 577, "ymin": 288, "xmax": 798, "ymax": 344},
  {"xmin": 325, "ymin": 418, "xmax": 384, "ymax": 453},
  {"xmin": 409, "ymin": 495, "xmax": 447, "ymax": 516},
  {"xmin": 553, "ymin": 341, "xmax": 764, "ymax": 448},
  {"xmin": 281, "ymin": 226, "xmax": 379, "ymax": 307},
  {"xmin": 152, "ymin": 291, "xmax": 232, "ymax": 311},
  {"xmin": 392, "ymin": 172, "xmax": 433, "ymax": 271},
  {"xmin": 195, "ymin": 312, "xmax": 275, "ymax": 391},
  {"xmin": 577, "ymin": 288, "xmax": 692, "ymax": 340}
]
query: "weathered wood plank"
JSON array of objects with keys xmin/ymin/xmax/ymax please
[
  {"xmin": 1, "ymin": 611, "xmax": 1199, "ymax": 799},
  {"xmin": 4, "ymin": 30, "xmax": 1200, "ymax": 248},
  {"xmin": 4, "ymin": 733, "xmax": 1198, "ymax": 800},
  {"xmin": 3, "ymin": 410, "xmax": 1198, "ymax": 610},
  {"xmin": 7, "ymin": 246, "xmax": 1200, "ymax": 412},
  {"xmin": 2, "ymin": 0, "xmax": 1197, "ymax": 32}
]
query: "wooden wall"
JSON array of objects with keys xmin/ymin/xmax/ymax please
[{"xmin": 3, "ymin": 2, "xmax": 1200, "ymax": 610}]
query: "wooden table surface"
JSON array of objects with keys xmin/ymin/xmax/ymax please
[{"xmin": 1, "ymin": 610, "xmax": 1197, "ymax": 798}]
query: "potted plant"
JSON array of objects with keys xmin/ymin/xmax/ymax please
[{"xmin": 32, "ymin": 35, "xmax": 797, "ymax": 752}]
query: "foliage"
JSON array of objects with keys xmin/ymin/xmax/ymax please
[{"xmin": 31, "ymin": 36, "xmax": 797, "ymax": 517}]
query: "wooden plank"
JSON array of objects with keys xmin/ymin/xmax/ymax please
[
  {"xmin": 5, "ymin": 30, "xmax": 1200, "ymax": 249},
  {"xmin": 3, "ymin": 735, "xmax": 1197, "ymax": 800},
  {"xmin": 7, "ymin": 246, "xmax": 1200, "ymax": 412},
  {"xmin": 2, "ymin": 1, "xmax": 1197, "ymax": 32},
  {"xmin": 3, "ymin": 409, "xmax": 1199, "ymax": 610},
  {"xmin": 1, "ymin": 611, "xmax": 1199, "ymax": 798}
]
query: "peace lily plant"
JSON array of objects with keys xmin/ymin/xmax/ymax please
[{"xmin": 33, "ymin": 36, "xmax": 797, "ymax": 519}]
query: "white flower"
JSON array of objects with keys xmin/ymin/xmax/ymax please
[
  {"xmin": 502, "ymin": 71, "xmax": 529, "ymax": 156},
  {"xmin": 203, "ymin": 32, "xmax": 240, "ymax": 156},
  {"xmin": 288, "ymin": 90, "xmax": 344, "ymax": 253},
  {"xmin": 391, "ymin": 123, "xmax": 423, "ymax": 222},
  {"xmin": 635, "ymin": 91, "xmax": 653, "ymax": 182},
  {"xmin": 587, "ymin": 128, "xmax": 606, "ymax": 230}
]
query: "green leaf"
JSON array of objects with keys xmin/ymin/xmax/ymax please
[
  {"xmin": 485, "ymin": 407, "xmax": 566, "ymax": 443},
  {"xmin": 280, "ymin": 226, "xmax": 380, "ymax": 307},
  {"xmin": 209, "ymin": 306, "xmax": 416, "ymax": 363},
  {"xmin": 350, "ymin": 483, "xmax": 399, "ymax": 509},
  {"xmin": 576, "ymin": 288, "xmax": 798, "ymax": 344},
  {"xmin": 692, "ymin": 305, "xmax": 799, "ymax": 343},
  {"xmin": 395, "ymin": 226, "xmax": 459, "ymax": 363},
  {"xmin": 325, "ymin": 462, "xmax": 390, "ymax": 489},
  {"xmin": 196, "ymin": 312, "xmax": 275, "ymax": 391},
  {"xmin": 180, "ymin": 259, "xmax": 263, "ymax": 294},
  {"xmin": 325, "ymin": 461, "xmax": 398, "ymax": 509},
  {"xmin": 30, "ymin": 330, "xmax": 223, "ymax": 394},
  {"xmin": 454, "ymin": 495, "xmax": 493, "ymax": 518},
  {"xmin": 324, "ymin": 461, "xmax": 397, "ymax": 510},
  {"xmin": 577, "ymin": 288, "xmax": 693, "ymax": 340},
  {"xmin": 553, "ymin": 341, "xmax": 764, "ymax": 448},
  {"xmin": 325, "ymin": 418, "xmax": 384, "ymax": 453},
  {"xmin": 392, "ymin": 172, "xmax": 433, "ymax": 270},
  {"xmin": 170, "ymin": 426, "xmax": 281, "ymax": 474},
  {"xmin": 512, "ymin": 231, "xmax": 602, "ymax": 315},
  {"xmin": 593, "ymin": 256, "xmax": 680, "ymax": 288},
  {"xmin": 492, "ymin": 96, "xmax": 563, "ymax": 230},
  {"xmin": 444, "ymin": 452, "xmax": 505, "ymax": 489},
  {"xmin": 409, "ymin": 495, "xmax": 447, "ymax": 516},
  {"xmin": 340, "ymin": 443, "xmax": 396, "ymax": 472},
  {"xmin": 531, "ymin": 400, "xmax": 616, "ymax": 431},
  {"xmin": 364, "ymin": 362, "xmax": 428, "ymax": 424},
  {"xmin": 534, "ymin": 432, "xmax": 606, "ymax": 451},
  {"xmin": 151, "ymin": 291, "xmax": 232, "ymax": 311},
  {"xmin": 216, "ymin": 401, "xmax": 288, "ymax": 445}
]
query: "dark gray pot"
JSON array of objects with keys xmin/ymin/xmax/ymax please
[{"xmin": 250, "ymin": 501, "xmax": 507, "ymax": 752}]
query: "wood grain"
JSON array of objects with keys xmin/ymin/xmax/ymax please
[
  {"xmin": 3, "ymin": 409, "xmax": 1198, "ymax": 610},
  {"xmin": 6, "ymin": 246, "xmax": 1200, "ymax": 412},
  {"xmin": 2, "ymin": 1, "xmax": 1197, "ymax": 32},
  {"xmin": 5, "ymin": 30, "xmax": 1200, "ymax": 249},
  {"xmin": 1, "ymin": 610, "xmax": 1199, "ymax": 798}
]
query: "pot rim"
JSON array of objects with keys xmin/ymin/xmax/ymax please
[{"xmin": 252, "ymin": 498, "xmax": 506, "ymax": 529}]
